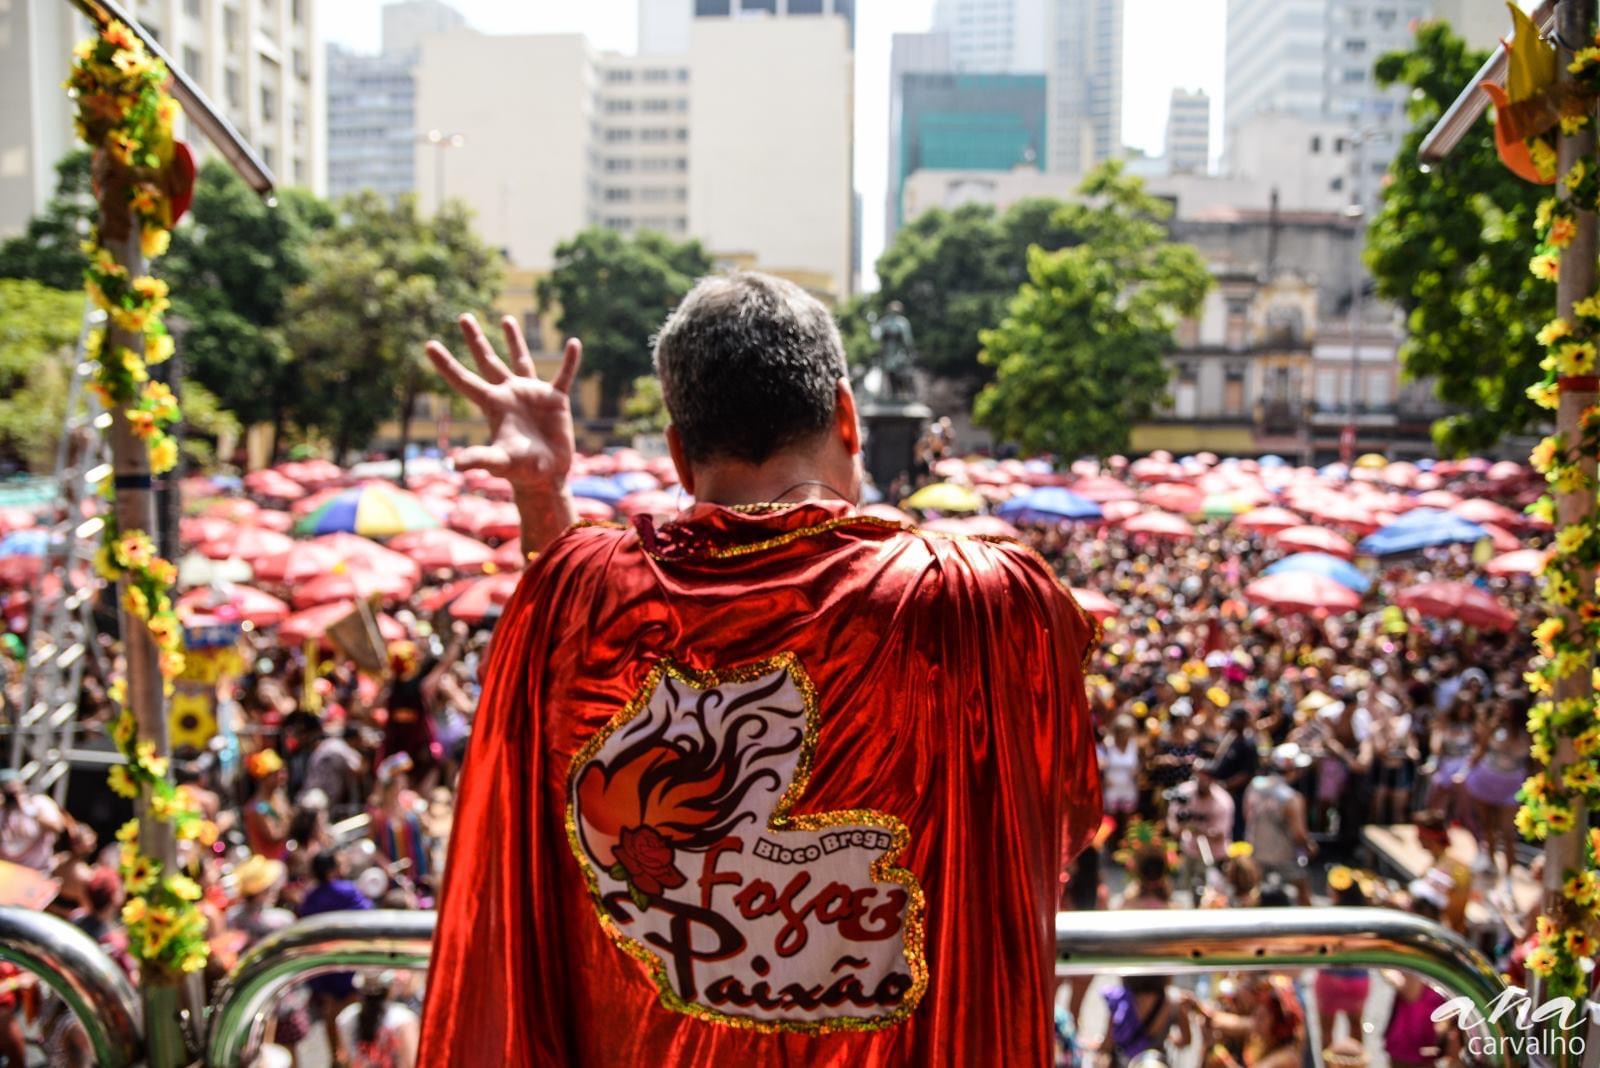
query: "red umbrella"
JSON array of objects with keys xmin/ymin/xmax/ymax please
[
  {"xmin": 1302, "ymin": 497, "xmax": 1378, "ymax": 533},
  {"xmin": 0, "ymin": 509, "xmax": 36, "ymax": 536},
  {"xmin": 1099, "ymin": 499, "xmax": 1145, "ymax": 524},
  {"xmin": 198, "ymin": 526, "xmax": 295, "ymax": 562},
  {"xmin": 1416, "ymin": 489, "xmax": 1463, "ymax": 510},
  {"xmin": 1070, "ymin": 587, "xmax": 1118, "ymax": 622},
  {"xmin": 617, "ymin": 490, "xmax": 686, "ymax": 520},
  {"xmin": 1397, "ymin": 581, "xmax": 1517, "ymax": 631},
  {"xmin": 492, "ymin": 541, "xmax": 529, "ymax": 570},
  {"xmin": 203, "ymin": 498, "xmax": 260, "ymax": 523},
  {"xmin": 1272, "ymin": 525, "xmax": 1355, "ymax": 560},
  {"xmin": 419, "ymin": 577, "xmax": 481, "ymax": 614},
  {"xmin": 1451, "ymin": 498, "xmax": 1524, "ymax": 529},
  {"xmin": 291, "ymin": 486, "xmax": 344, "ymax": 518},
  {"xmin": 0, "ymin": 557, "xmax": 42, "ymax": 588},
  {"xmin": 450, "ymin": 500, "xmax": 520, "ymax": 542},
  {"xmin": 252, "ymin": 510, "xmax": 295, "ymax": 533},
  {"xmin": 1123, "ymin": 511, "xmax": 1195, "ymax": 540},
  {"xmin": 1138, "ymin": 483, "xmax": 1205, "ymax": 514},
  {"xmin": 388, "ymin": 529, "xmax": 494, "ymax": 573},
  {"xmin": 253, "ymin": 541, "xmax": 345, "ymax": 585},
  {"xmin": 278, "ymin": 601, "xmax": 406, "ymax": 644},
  {"xmin": 310, "ymin": 533, "xmax": 422, "ymax": 585},
  {"xmin": 921, "ymin": 516, "xmax": 1021, "ymax": 538},
  {"xmin": 1475, "ymin": 522, "xmax": 1520, "ymax": 553},
  {"xmin": 1233, "ymin": 506, "xmax": 1303, "ymax": 534},
  {"xmin": 1128, "ymin": 457, "xmax": 1184, "ymax": 483},
  {"xmin": 274, "ymin": 459, "xmax": 344, "ymax": 487},
  {"xmin": 179, "ymin": 516, "xmax": 235, "ymax": 546},
  {"xmin": 176, "ymin": 584, "xmax": 290, "ymax": 627},
  {"xmin": 1070, "ymin": 475, "xmax": 1136, "ymax": 503},
  {"xmin": 1245, "ymin": 572, "xmax": 1362, "ymax": 617},
  {"xmin": 243, "ymin": 469, "xmax": 307, "ymax": 500},
  {"xmin": 290, "ymin": 565, "xmax": 415, "ymax": 608},
  {"xmin": 1485, "ymin": 549, "xmax": 1548, "ymax": 577},
  {"xmin": 450, "ymin": 570, "xmax": 523, "ymax": 623}
]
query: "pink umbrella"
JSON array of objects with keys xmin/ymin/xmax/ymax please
[
  {"xmin": 1415, "ymin": 489, "xmax": 1463, "ymax": 510},
  {"xmin": 1245, "ymin": 572, "xmax": 1362, "ymax": 617},
  {"xmin": 180, "ymin": 516, "xmax": 235, "ymax": 546},
  {"xmin": 1381, "ymin": 462, "xmax": 1420, "ymax": 488},
  {"xmin": 1302, "ymin": 497, "xmax": 1378, "ymax": 533},
  {"xmin": 253, "ymin": 541, "xmax": 345, "ymax": 585},
  {"xmin": 922, "ymin": 516, "xmax": 1021, "ymax": 538},
  {"xmin": 1139, "ymin": 483, "xmax": 1205, "ymax": 514},
  {"xmin": 419, "ymin": 578, "xmax": 479, "ymax": 614},
  {"xmin": 1070, "ymin": 587, "xmax": 1118, "ymax": 623},
  {"xmin": 492, "ymin": 541, "xmax": 529, "ymax": 570},
  {"xmin": 1475, "ymin": 522, "xmax": 1520, "ymax": 553},
  {"xmin": 1451, "ymin": 498, "xmax": 1524, "ymax": 528},
  {"xmin": 0, "ymin": 509, "xmax": 36, "ymax": 536},
  {"xmin": 1487, "ymin": 461, "xmax": 1526, "ymax": 482},
  {"xmin": 450, "ymin": 499, "xmax": 520, "ymax": 542},
  {"xmin": 1397, "ymin": 581, "xmax": 1517, "ymax": 631},
  {"xmin": 1233, "ymin": 506, "xmax": 1303, "ymax": 534},
  {"xmin": 203, "ymin": 499, "xmax": 260, "ymax": 523},
  {"xmin": 1272, "ymin": 525, "xmax": 1356, "ymax": 560},
  {"xmin": 243, "ymin": 469, "xmax": 307, "ymax": 500},
  {"xmin": 617, "ymin": 490, "xmax": 686, "ymax": 520},
  {"xmin": 274, "ymin": 459, "xmax": 344, "ymax": 487},
  {"xmin": 311, "ymin": 533, "xmax": 422, "ymax": 584},
  {"xmin": 198, "ymin": 526, "xmax": 295, "ymax": 562},
  {"xmin": 290, "ymin": 486, "xmax": 344, "ymax": 518},
  {"xmin": 860, "ymin": 503, "xmax": 915, "ymax": 525},
  {"xmin": 1099, "ymin": 499, "xmax": 1145, "ymax": 524},
  {"xmin": 388, "ymin": 529, "xmax": 494, "ymax": 573},
  {"xmin": 176, "ymin": 585, "xmax": 290, "ymax": 627},
  {"xmin": 290, "ymin": 565, "xmax": 415, "ymax": 609},
  {"xmin": 1071, "ymin": 476, "xmax": 1137, "ymax": 503},
  {"xmin": 450, "ymin": 570, "xmax": 524, "ymax": 623},
  {"xmin": 1485, "ymin": 549, "xmax": 1548, "ymax": 577},
  {"xmin": 460, "ymin": 469, "xmax": 514, "ymax": 500},
  {"xmin": 1123, "ymin": 511, "xmax": 1195, "ymax": 540},
  {"xmin": 278, "ymin": 602, "xmax": 406, "ymax": 644}
]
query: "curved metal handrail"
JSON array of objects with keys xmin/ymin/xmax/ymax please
[
  {"xmin": 208, "ymin": 906, "xmax": 1512, "ymax": 1067},
  {"xmin": 0, "ymin": 907, "xmax": 142, "ymax": 1067}
]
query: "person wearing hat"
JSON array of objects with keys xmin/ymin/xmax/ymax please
[
  {"xmin": 242, "ymin": 749, "xmax": 291, "ymax": 862},
  {"xmin": 227, "ymin": 855, "xmax": 293, "ymax": 948},
  {"xmin": 0, "ymin": 768, "xmax": 65, "ymax": 873}
]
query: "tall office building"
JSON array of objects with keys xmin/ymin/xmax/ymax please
[
  {"xmin": 415, "ymin": 14, "xmax": 854, "ymax": 299},
  {"xmin": 1166, "ymin": 89, "xmax": 1211, "ymax": 175},
  {"xmin": 886, "ymin": 32, "xmax": 952, "ymax": 244},
  {"xmin": 0, "ymin": 0, "xmax": 323, "ymax": 238},
  {"xmin": 638, "ymin": 0, "xmax": 856, "ymax": 54},
  {"xmin": 326, "ymin": 0, "xmax": 464, "ymax": 202},
  {"xmin": 1045, "ymin": 0, "xmax": 1123, "ymax": 174},
  {"xmin": 930, "ymin": 0, "xmax": 1048, "ymax": 73}
]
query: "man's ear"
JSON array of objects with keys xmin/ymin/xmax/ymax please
[
  {"xmin": 835, "ymin": 379, "xmax": 861, "ymax": 456},
  {"xmin": 666, "ymin": 424, "xmax": 695, "ymax": 495}
]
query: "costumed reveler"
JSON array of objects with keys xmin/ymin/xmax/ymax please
[{"xmin": 418, "ymin": 272, "xmax": 1102, "ymax": 1065}]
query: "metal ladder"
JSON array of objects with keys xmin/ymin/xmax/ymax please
[{"xmin": 10, "ymin": 304, "xmax": 111, "ymax": 801}]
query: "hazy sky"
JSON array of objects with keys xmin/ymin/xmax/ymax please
[{"xmin": 321, "ymin": 0, "xmax": 1228, "ymax": 290}]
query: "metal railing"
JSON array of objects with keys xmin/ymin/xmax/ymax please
[
  {"xmin": 206, "ymin": 906, "xmax": 1513, "ymax": 1067},
  {"xmin": 0, "ymin": 907, "xmax": 142, "ymax": 1067}
]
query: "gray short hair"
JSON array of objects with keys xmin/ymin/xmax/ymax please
[{"xmin": 653, "ymin": 272, "xmax": 847, "ymax": 465}]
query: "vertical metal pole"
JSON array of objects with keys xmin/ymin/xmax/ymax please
[
  {"xmin": 102, "ymin": 231, "xmax": 189, "ymax": 1067},
  {"xmin": 1543, "ymin": 6, "xmax": 1597, "ymax": 1065}
]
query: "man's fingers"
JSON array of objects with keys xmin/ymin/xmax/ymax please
[
  {"xmin": 501, "ymin": 316, "xmax": 537, "ymax": 378},
  {"xmin": 452, "ymin": 445, "xmax": 512, "ymax": 477},
  {"xmin": 458, "ymin": 313, "xmax": 513, "ymax": 384},
  {"xmin": 552, "ymin": 337, "xmax": 583, "ymax": 395},
  {"xmin": 426, "ymin": 340, "xmax": 496, "ymax": 407}
]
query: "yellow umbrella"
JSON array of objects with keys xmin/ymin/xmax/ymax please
[
  {"xmin": 902, "ymin": 482, "xmax": 984, "ymax": 513},
  {"xmin": 1354, "ymin": 453, "xmax": 1388, "ymax": 470}
]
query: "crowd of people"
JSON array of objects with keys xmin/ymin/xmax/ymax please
[{"xmin": 0, "ymin": 444, "xmax": 1550, "ymax": 1067}]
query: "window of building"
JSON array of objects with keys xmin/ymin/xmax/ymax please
[
  {"xmin": 1329, "ymin": 176, "xmax": 1344, "ymax": 191},
  {"xmin": 292, "ymin": 0, "xmax": 304, "ymax": 23},
  {"xmin": 261, "ymin": 85, "xmax": 277, "ymax": 122},
  {"xmin": 1310, "ymin": 135, "xmax": 1321, "ymax": 153},
  {"xmin": 604, "ymin": 188, "xmax": 633, "ymax": 202},
  {"xmin": 1342, "ymin": 69, "xmax": 1366, "ymax": 83},
  {"xmin": 1223, "ymin": 364, "xmax": 1247, "ymax": 414},
  {"xmin": 223, "ymin": 6, "xmax": 241, "ymax": 45},
  {"xmin": 696, "ymin": 0, "xmax": 733, "ymax": 14},
  {"xmin": 643, "ymin": 68, "xmax": 672, "ymax": 82},
  {"xmin": 604, "ymin": 128, "xmax": 634, "ymax": 143},
  {"xmin": 1343, "ymin": 38, "xmax": 1366, "ymax": 53},
  {"xmin": 741, "ymin": 0, "xmax": 778, "ymax": 11},
  {"xmin": 224, "ymin": 67, "xmax": 242, "ymax": 108},
  {"xmin": 605, "ymin": 68, "xmax": 634, "ymax": 83},
  {"xmin": 293, "ymin": 158, "xmax": 305, "ymax": 185},
  {"xmin": 640, "ymin": 128, "xmax": 669, "ymax": 143},
  {"xmin": 604, "ymin": 99, "xmax": 634, "ymax": 113},
  {"xmin": 789, "ymin": 0, "xmax": 825, "ymax": 12},
  {"xmin": 1366, "ymin": 370, "xmax": 1391, "ymax": 408},
  {"xmin": 182, "ymin": 46, "xmax": 202, "ymax": 79},
  {"xmin": 263, "ymin": 145, "xmax": 276, "ymax": 172},
  {"xmin": 184, "ymin": 0, "xmax": 203, "ymax": 17},
  {"xmin": 642, "ymin": 98, "xmax": 671, "ymax": 112},
  {"xmin": 605, "ymin": 158, "xmax": 634, "ymax": 172},
  {"xmin": 676, "ymin": 68, "xmax": 689, "ymax": 82}
]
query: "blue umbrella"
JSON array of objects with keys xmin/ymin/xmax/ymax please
[
  {"xmin": 997, "ymin": 487, "xmax": 1103, "ymax": 523},
  {"xmin": 1357, "ymin": 508, "xmax": 1489, "ymax": 556},
  {"xmin": 610, "ymin": 470, "xmax": 659, "ymax": 495},
  {"xmin": 1265, "ymin": 553, "xmax": 1371, "ymax": 593},
  {"xmin": 0, "ymin": 529, "xmax": 50, "ymax": 557},
  {"xmin": 568, "ymin": 476, "xmax": 627, "ymax": 504},
  {"xmin": 1258, "ymin": 454, "xmax": 1287, "ymax": 468}
]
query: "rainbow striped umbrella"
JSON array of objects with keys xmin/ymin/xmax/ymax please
[{"xmin": 294, "ymin": 483, "xmax": 440, "ymax": 537}]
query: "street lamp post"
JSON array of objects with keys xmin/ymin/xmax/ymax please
[{"xmin": 419, "ymin": 129, "xmax": 466, "ymax": 213}]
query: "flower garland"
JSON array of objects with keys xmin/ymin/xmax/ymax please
[
  {"xmin": 1514, "ymin": 40, "xmax": 1600, "ymax": 998},
  {"xmin": 67, "ymin": 22, "xmax": 208, "ymax": 978}
]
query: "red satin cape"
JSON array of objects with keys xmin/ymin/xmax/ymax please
[{"xmin": 419, "ymin": 500, "xmax": 1101, "ymax": 1066}]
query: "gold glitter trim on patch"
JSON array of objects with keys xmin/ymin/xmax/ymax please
[{"xmin": 564, "ymin": 652, "xmax": 929, "ymax": 1035}]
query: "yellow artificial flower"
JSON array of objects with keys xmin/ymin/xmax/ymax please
[
  {"xmin": 1533, "ymin": 736, "xmax": 1555, "ymax": 766},
  {"xmin": 107, "ymin": 764, "xmax": 139, "ymax": 799},
  {"xmin": 1535, "ymin": 616, "xmax": 1566, "ymax": 652},
  {"xmin": 116, "ymin": 531, "xmax": 155, "ymax": 569},
  {"xmin": 1529, "ymin": 496, "xmax": 1557, "ymax": 525},
  {"xmin": 1516, "ymin": 804, "xmax": 1542, "ymax": 839},
  {"xmin": 1532, "ymin": 140, "xmax": 1560, "ymax": 181},
  {"xmin": 140, "ymin": 226, "xmax": 171, "ymax": 259},
  {"xmin": 106, "ymin": 131, "xmax": 139, "ymax": 166},
  {"xmin": 128, "ymin": 184, "xmax": 159, "ymax": 215},
  {"xmin": 126, "ymin": 408, "xmax": 157, "ymax": 440},
  {"xmin": 1548, "ymin": 805, "xmax": 1577, "ymax": 834},
  {"xmin": 1567, "ymin": 929, "xmax": 1597, "ymax": 958},
  {"xmin": 1565, "ymin": 871, "xmax": 1600, "ymax": 906},
  {"xmin": 123, "ymin": 585, "xmax": 149, "ymax": 619},
  {"xmin": 142, "ymin": 380, "xmax": 178, "ymax": 419},
  {"xmin": 142, "ymin": 905, "xmax": 178, "ymax": 954},
  {"xmin": 1551, "ymin": 215, "xmax": 1579, "ymax": 248},
  {"xmin": 1578, "ymin": 727, "xmax": 1600, "ymax": 758},
  {"xmin": 131, "ymin": 276, "xmax": 168, "ymax": 303},
  {"xmin": 117, "ymin": 345, "xmax": 149, "ymax": 383},
  {"xmin": 148, "ymin": 790, "xmax": 176, "ymax": 822},
  {"xmin": 93, "ymin": 545, "xmax": 122, "ymax": 581},
  {"xmin": 1561, "ymin": 114, "xmax": 1591, "ymax": 137},
  {"xmin": 1570, "ymin": 46, "xmax": 1600, "ymax": 73},
  {"xmin": 1560, "ymin": 341, "xmax": 1598, "ymax": 375},
  {"xmin": 1523, "ymin": 773, "xmax": 1549, "ymax": 801},
  {"xmin": 1537, "ymin": 198, "xmax": 1558, "ymax": 230},
  {"xmin": 1552, "ymin": 466, "xmax": 1590, "ymax": 495},
  {"xmin": 1539, "ymin": 318, "xmax": 1574, "ymax": 346},
  {"xmin": 111, "ymin": 711, "xmax": 136, "ymax": 751},
  {"xmin": 1532, "ymin": 436, "xmax": 1562, "ymax": 473},
  {"xmin": 121, "ymin": 851, "xmax": 158, "ymax": 895},
  {"xmin": 147, "ymin": 557, "xmax": 177, "ymax": 587},
  {"xmin": 149, "ymin": 435, "xmax": 178, "ymax": 475},
  {"xmin": 107, "ymin": 677, "xmax": 127, "ymax": 708},
  {"xmin": 1576, "ymin": 295, "xmax": 1600, "ymax": 319},
  {"xmin": 1567, "ymin": 158, "xmax": 1590, "ymax": 191},
  {"xmin": 1546, "ymin": 572, "xmax": 1579, "ymax": 606},
  {"xmin": 157, "ymin": 98, "xmax": 180, "ymax": 129},
  {"xmin": 115, "ymin": 818, "xmax": 140, "ymax": 845},
  {"xmin": 1557, "ymin": 524, "xmax": 1592, "ymax": 556},
  {"xmin": 1527, "ymin": 944, "xmax": 1559, "ymax": 977},
  {"xmin": 121, "ymin": 896, "xmax": 147, "ymax": 927},
  {"xmin": 1529, "ymin": 381, "xmax": 1560, "ymax": 410},
  {"xmin": 1531, "ymin": 253, "xmax": 1562, "ymax": 281},
  {"xmin": 1564, "ymin": 762, "xmax": 1600, "ymax": 793},
  {"xmin": 163, "ymin": 874, "xmax": 202, "ymax": 903},
  {"xmin": 159, "ymin": 649, "xmax": 187, "ymax": 678},
  {"xmin": 180, "ymin": 946, "xmax": 209, "ymax": 973},
  {"xmin": 1528, "ymin": 669, "xmax": 1553, "ymax": 696},
  {"xmin": 135, "ymin": 740, "xmax": 168, "ymax": 779}
]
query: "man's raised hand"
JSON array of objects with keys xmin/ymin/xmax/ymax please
[{"xmin": 425, "ymin": 313, "xmax": 583, "ymax": 497}]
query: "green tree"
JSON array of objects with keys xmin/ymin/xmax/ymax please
[
  {"xmin": 619, "ymin": 374, "xmax": 670, "ymax": 438},
  {"xmin": 974, "ymin": 164, "xmax": 1211, "ymax": 459},
  {"xmin": 1368, "ymin": 22, "xmax": 1549, "ymax": 454},
  {"xmin": 285, "ymin": 193, "xmax": 500, "ymax": 476},
  {"xmin": 857, "ymin": 197, "xmax": 1088, "ymax": 385},
  {"xmin": 537, "ymin": 228, "xmax": 712, "ymax": 413},
  {"xmin": 159, "ymin": 160, "xmax": 334, "ymax": 454},
  {"xmin": 0, "ymin": 151, "xmax": 94, "ymax": 290},
  {"xmin": 0, "ymin": 280, "xmax": 81, "ymax": 470}
]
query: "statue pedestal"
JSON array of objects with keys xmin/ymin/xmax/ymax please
[{"xmin": 859, "ymin": 399, "xmax": 932, "ymax": 494}]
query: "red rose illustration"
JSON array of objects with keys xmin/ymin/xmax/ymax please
[{"xmin": 611, "ymin": 824, "xmax": 687, "ymax": 902}]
